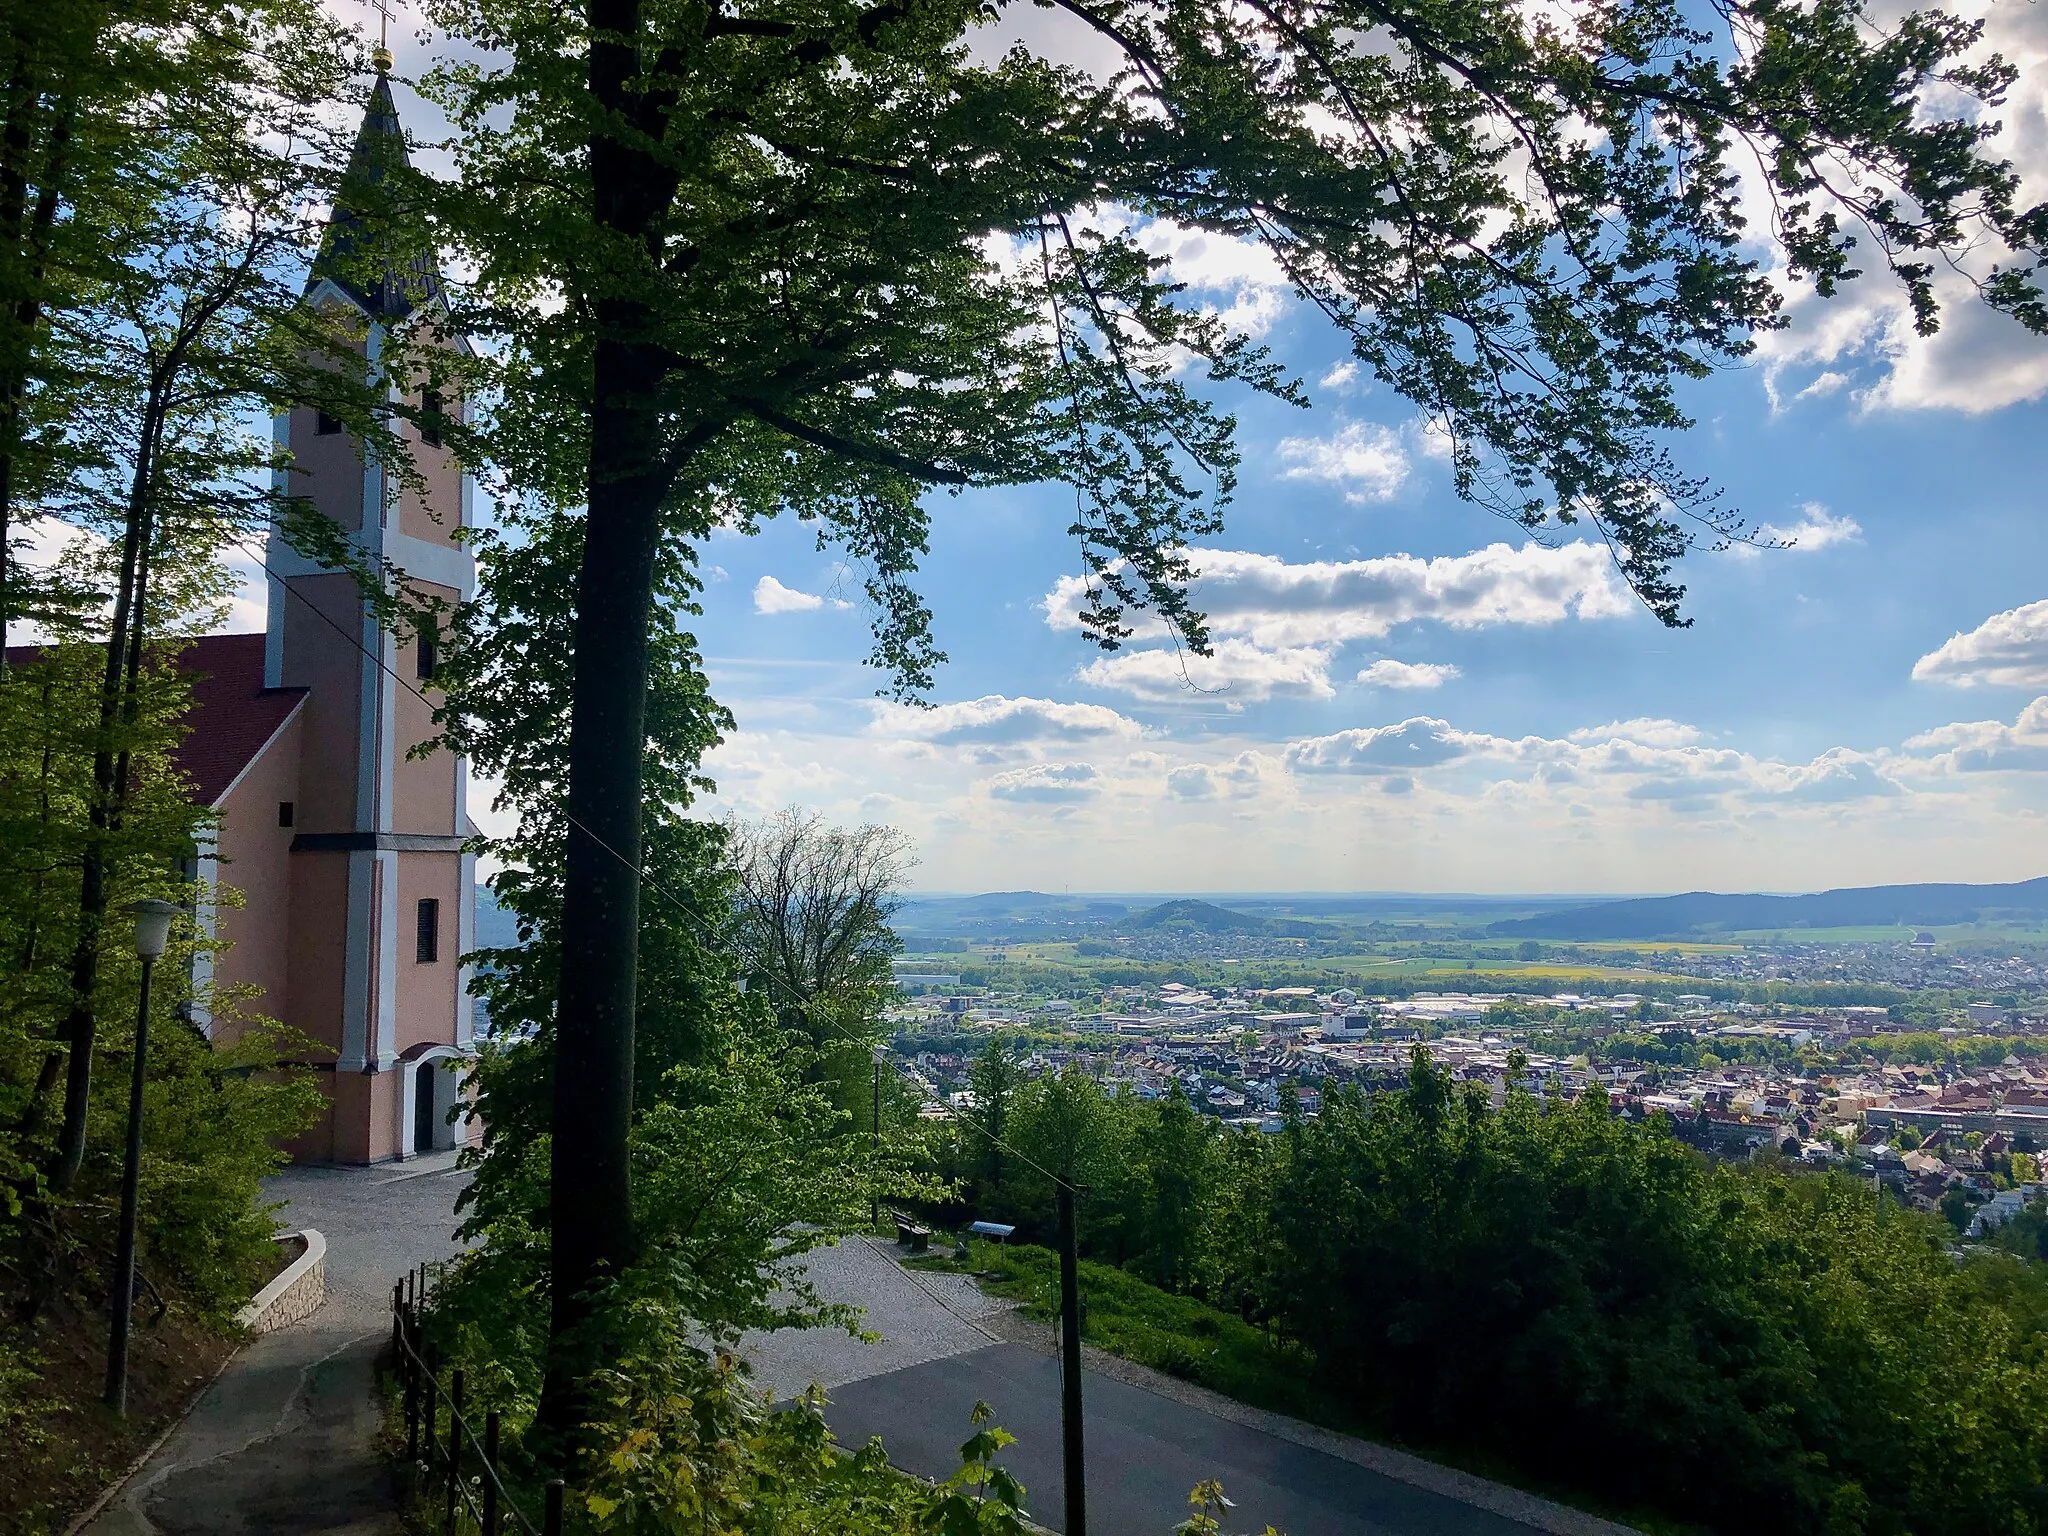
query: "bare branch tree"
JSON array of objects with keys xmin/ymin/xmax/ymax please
[{"xmin": 724, "ymin": 807, "xmax": 913, "ymax": 1056}]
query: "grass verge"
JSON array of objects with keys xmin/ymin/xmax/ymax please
[{"xmin": 909, "ymin": 1239, "xmax": 1345, "ymax": 1430}]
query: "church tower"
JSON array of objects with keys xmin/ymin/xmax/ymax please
[{"xmin": 260, "ymin": 59, "xmax": 478, "ymax": 1162}]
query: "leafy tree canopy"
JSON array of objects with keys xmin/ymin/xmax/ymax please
[{"xmin": 413, "ymin": 0, "xmax": 2045, "ymax": 672}]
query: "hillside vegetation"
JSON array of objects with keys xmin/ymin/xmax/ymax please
[{"xmin": 931, "ymin": 1046, "xmax": 2048, "ymax": 1536}]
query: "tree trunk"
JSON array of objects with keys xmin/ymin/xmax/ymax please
[
  {"xmin": 49, "ymin": 390, "xmax": 161, "ymax": 1189},
  {"xmin": 537, "ymin": 0, "xmax": 691, "ymax": 1442},
  {"xmin": 540, "ymin": 331, "xmax": 670, "ymax": 1424},
  {"xmin": 0, "ymin": 80, "xmax": 75, "ymax": 652}
]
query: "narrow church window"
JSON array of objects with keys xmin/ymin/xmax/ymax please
[
  {"xmin": 315, "ymin": 410, "xmax": 343, "ymax": 436},
  {"xmin": 420, "ymin": 389, "xmax": 444, "ymax": 449},
  {"xmin": 278, "ymin": 801, "xmax": 294, "ymax": 828},
  {"xmin": 416, "ymin": 898, "xmax": 440, "ymax": 964},
  {"xmin": 417, "ymin": 632, "xmax": 438, "ymax": 681}
]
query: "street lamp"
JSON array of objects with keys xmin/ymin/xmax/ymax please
[
  {"xmin": 105, "ymin": 898, "xmax": 180, "ymax": 1415},
  {"xmin": 871, "ymin": 1044, "xmax": 886, "ymax": 1231}
]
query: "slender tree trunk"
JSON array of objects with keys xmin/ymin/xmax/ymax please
[
  {"xmin": 14, "ymin": 672, "xmax": 61, "ymax": 1140},
  {"xmin": 0, "ymin": 53, "xmax": 34, "ymax": 646},
  {"xmin": 0, "ymin": 82, "xmax": 74, "ymax": 653},
  {"xmin": 49, "ymin": 390, "xmax": 162, "ymax": 1189}
]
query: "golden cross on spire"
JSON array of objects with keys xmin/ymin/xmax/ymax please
[{"xmin": 370, "ymin": 0, "xmax": 397, "ymax": 70}]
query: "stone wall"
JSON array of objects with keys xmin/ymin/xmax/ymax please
[{"xmin": 235, "ymin": 1229, "xmax": 327, "ymax": 1334}]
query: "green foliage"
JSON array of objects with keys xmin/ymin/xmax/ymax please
[
  {"xmin": 441, "ymin": 992, "xmax": 932, "ymax": 1397},
  {"xmin": 1985, "ymin": 1197, "xmax": 2048, "ymax": 1265},
  {"xmin": 420, "ymin": 0, "xmax": 2044, "ymax": 666},
  {"xmin": 916, "ymin": 1240, "xmax": 1327, "ymax": 1426},
  {"xmin": 940, "ymin": 1046, "xmax": 2048, "ymax": 1535},
  {"xmin": 0, "ymin": 645, "xmax": 321, "ymax": 1438},
  {"xmin": 1174, "ymin": 1480, "xmax": 1281, "ymax": 1536},
  {"xmin": 919, "ymin": 1401, "xmax": 1031, "ymax": 1536}
]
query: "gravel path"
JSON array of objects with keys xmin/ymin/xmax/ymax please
[
  {"xmin": 79, "ymin": 1156, "xmax": 470, "ymax": 1536},
  {"xmin": 739, "ymin": 1235, "xmax": 1005, "ymax": 1400}
]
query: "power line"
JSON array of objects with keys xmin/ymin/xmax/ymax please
[{"xmin": 238, "ymin": 534, "xmax": 1067, "ymax": 1189}]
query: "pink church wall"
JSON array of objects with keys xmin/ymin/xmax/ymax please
[
  {"xmin": 286, "ymin": 391, "xmax": 367, "ymax": 533},
  {"xmin": 396, "ymin": 852, "xmax": 463, "ymax": 1059},
  {"xmin": 395, "ymin": 580, "xmax": 460, "ymax": 832},
  {"xmin": 284, "ymin": 854, "xmax": 351, "ymax": 1057},
  {"xmin": 399, "ymin": 423, "xmax": 465, "ymax": 548},
  {"xmin": 279, "ymin": 573, "xmax": 369, "ymax": 832},
  {"xmin": 209, "ymin": 709, "xmax": 304, "ymax": 1046}
]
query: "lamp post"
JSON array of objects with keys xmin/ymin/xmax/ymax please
[
  {"xmin": 105, "ymin": 898, "xmax": 180, "ymax": 1415},
  {"xmin": 1057, "ymin": 1177, "xmax": 1088, "ymax": 1536},
  {"xmin": 871, "ymin": 1044, "xmax": 885, "ymax": 1231}
]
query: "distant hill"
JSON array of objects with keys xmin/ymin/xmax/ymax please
[
  {"xmin": 1489, "ymin": 877, "xmax": 2048, "ymax": 941},
  {"xmin": 474, "ymin": 885, "xmax": 522, "ymax": 951},
  {"xmin": 1130, "ymin": 898, "xmax": 1267, "ymax": 933}
]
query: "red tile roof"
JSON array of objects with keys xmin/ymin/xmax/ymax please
[
  {"xmin": 174, "ymin": 634, "xmax": 306, "ymax": 805},
  {"xmin": 5, "ymin": 632, "xmax": 306, "ymax": 807}
]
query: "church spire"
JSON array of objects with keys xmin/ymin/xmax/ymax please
[{"xmin": 309, "ymin": 59, "xmax": 440, "ymax": 321}]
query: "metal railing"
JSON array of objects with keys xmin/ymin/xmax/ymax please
[{"xmin": 393, "ymin": 1265, "xmax": 564, "ymax": 1536}]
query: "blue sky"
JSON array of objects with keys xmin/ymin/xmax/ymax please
[{"xmin": 353, "ymin": 3, "xmax": 2048, "ymax": 893}]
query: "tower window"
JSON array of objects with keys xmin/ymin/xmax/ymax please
[
  {"xmin": 416, "ymin": 632, "xmax": 438, "ymax": 681},
  {"xmin": 315, "ymin": 410, "xmax": 343, "ymax": 436},
  {"xmin": 416, "ymin": 898, "xmax": 441, "ymax": 964},
  {"xmin": 278, "ymin": 801, "xmax": 295, "ymax": 828},
  {"xmin": 420, "ymin": 389, "xmax": 444, "ymax": 449}
]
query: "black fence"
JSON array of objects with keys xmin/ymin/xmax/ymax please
[{"xmin": 393, "ymin": 1265, "xmax": 563, "ymax": 1536}]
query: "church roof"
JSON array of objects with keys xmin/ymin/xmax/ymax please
[
  {"xmin": 310, "ymin": 70, "xmax": 444, "ymax": 321},
  {"xmin": 3, "ymin": 633, "xmax": 305, "ymax": 808},
  {"xmin": 173, "ymin": 634, "xmax": 307, "ymax": 807}
]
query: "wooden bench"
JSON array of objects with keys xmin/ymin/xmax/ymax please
[{"xmin": 889, "ymin": 1211, "xmax": 931, "ymax": 1252}]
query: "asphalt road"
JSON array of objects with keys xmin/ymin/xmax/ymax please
[{"xmin": 824, "ymin": 1341, "xmax": 1543, "ymax": 1536}]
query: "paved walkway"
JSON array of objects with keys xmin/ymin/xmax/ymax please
[
  {"xmin": 78, "ymin": 1189, "xmax": 1638, "ymax": 1536},
  {"xmin": 80, "ymin": 1155, "xmax": 469, "ymax": 1536}
]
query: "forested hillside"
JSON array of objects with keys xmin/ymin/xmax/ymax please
[
  {"xmin": 1493, "ymin": 879, "xmax": 2048, "ymax": 940},
  {"xmin": 935, "ymin": 1046, "xmax": 2048, "ymax": 1536}
]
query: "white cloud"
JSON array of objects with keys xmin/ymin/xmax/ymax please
[
  {"xmin": 1275, "ymin": 420, "xmax": 1410, "ymax": 502},
  {"xmin": 1077, "ymin": 638, "xmax": 1337, "ymax": 703},
  {"xmin": 753, "ymin": 575, "xmax": 829, "ymax": 614},
  {"xmin": 1569, "ymin": 718, "xmax": 1703, "ymax": 748},
  {"xmin": 1726, "ymin": 504, "xmax": 1863, "ymax": 563},
  {"xmin": 986, "ymin": 761, "xmax": 1103, "ymax": 803},
  {"xmin": 1750, "ymin": 0, "xmax": 2048, "ymax": 415},
  {"xmin": 1127, "ymin": 217, "xmax": 1292, "ymax": 340},
  {"xmin": 1903, "ymin": 698, "xmax": 2048, "ymax": 774},
  {"xmin": 1285, "ymin": 714, "xmax": 1905, "ymax": 810},
  {"xmin": 1357, "ymin": 659, "xmax": 1460, "ymax": 690},
  {"xmin": 871, "ymin": 694, "xmax": 1144, "ymax": 745},
  {"xmin": 1319, "ymin": 361, "xmax": 1360, "ymax": 391},
  {"xmin": 1133, "ymin": 219, "xmax": 1288, "ymax": 293},
  {"xmin": 1045, "ymin": 542, "xmax": 1632, "ymax": 650},
  {"xmin": 1795, "ymin": 371, "xmax": 1848, "ymax": 402},
  {"xmin": 1912, "ymin": 601, "xmax": 2048, "ymax": 690},
  {"xmin": 1287, "ymin": 717, "xmax": 1499, "ymax": 775},
  {"xmin": 1757, "ymin": 505, "xmax": 1862, "ymax": 552},
  {"xmin": 1164, "ymin": 752, "xmax": 1268, "ymax": 801}
]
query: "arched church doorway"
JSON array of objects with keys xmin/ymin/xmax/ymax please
[{"xmin": 414, "ymin": 1060, "xmax": 437, "ymax": 1153}]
